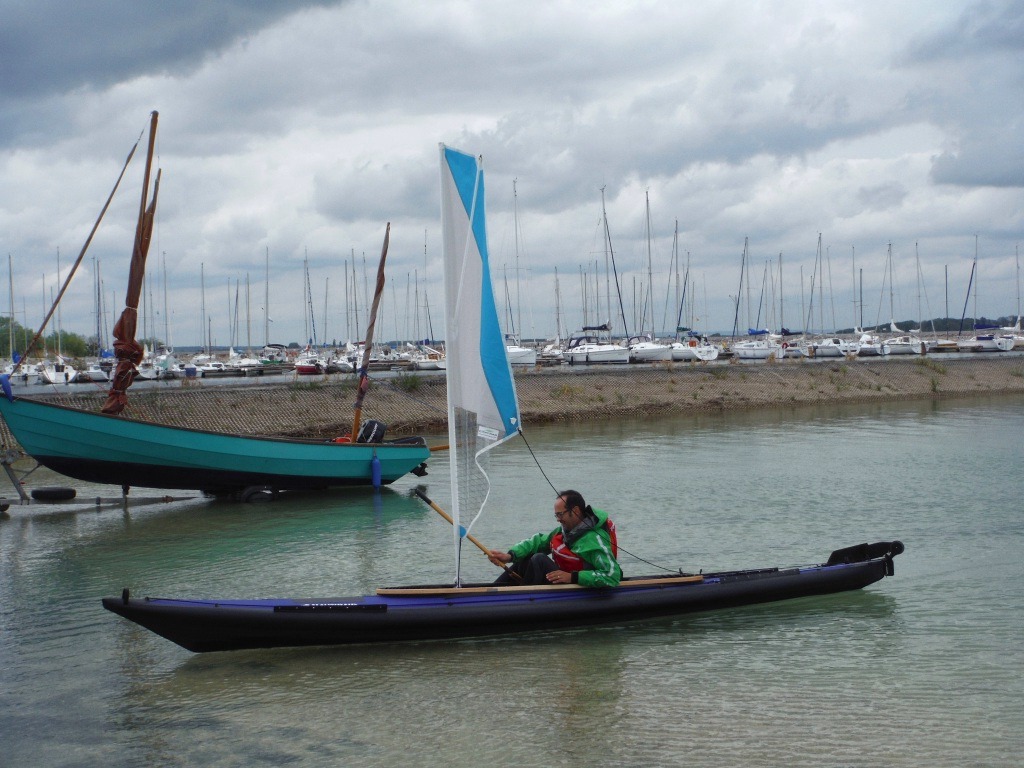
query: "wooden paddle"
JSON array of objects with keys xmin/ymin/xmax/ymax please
[{"xmin": 412, "ymin": 488, "xmax": 521, "ymax": 583}]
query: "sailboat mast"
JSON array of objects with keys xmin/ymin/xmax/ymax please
[
  {"xmin": 1011, "ymin": 244, "xmax": 1019, "ymax": 319},
  {"xmin": 7, "ymin": 253, "xmax": 13, "ymax": 360},
  {"xmin": 958, "ymin": 256, "xmax": 976, "ymax": 337},
  {"xmin": 56, "ymin": 249, "xmax": 62, "ymax": 357},
  {"xmin": 200, "ymin": 262, "xmax": 207, "ymax": 351},
  {"xmin": 851, "ymin": 246, "xmax": 857, "ymax": 330},
  {"xmin": 800, "ymin": 265, "xmax": 806, "ymax": 340},
  {"xmin": 888, "ymin": 243, "xmax": 895, "ymax": 325},
  {"xmin": 159, "ymin": 252, "xmax": 168, "ymax": 350},
  {"xmin": 599, "ymin": 187, "xmax": 629, "ymax": 337},
  {"xmin": 970, "ymin": 237, "xmax": 978, "ymax": 327},
  {"xmin": 779, "ymin": 251, "xmax": 784, "ymax": 333},
  {"xmin": 94, "ymin": 257, "xmax": 102, "ymax": 354},
  {"xmin": 352, "ymin": 251, "xmax": 360, "ymax": 343},
  {"xmin": 264, "ymin": 247, "xmax": 270, "ymax": 346},
  {"xmin": 513, "ymin": 179, "xmax": 522, "ymax": 342},
  {"xmin": 731, "ymin": 239, "xmax": 746, "ymax": 338},
  {"xmin": 246, "ymin": 274, "xmax": 252, "ymax": 355},
  {"xmin": 554, "ymin": 266, "xmax": 562, "ymax": 341},
  {"xmin": 345, "ymin": 257, "xmax": 351, "ymax": 342},
  {"xmin": 645, "ymin": 190, "xmax": 654, "ymax": 338},
  {"xmin": 743, "ymin": 239, "xmax": 752, "ymax": 333}
]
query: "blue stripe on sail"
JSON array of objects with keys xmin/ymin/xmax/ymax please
[
  {"xmin": 443, "ymin": 147, "xmax": 521, "ymax": 437},
  {"xmin": 480, "ymin": 259, "xmax": 520, "ymax": 435},
  {"xmin": 444, "ymin": 147, "xmax": 479, "ymax": 216}
]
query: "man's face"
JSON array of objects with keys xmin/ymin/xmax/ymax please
[{"xmin": 554, "ymin": 497, "xmax": 578, "ymax": 528}]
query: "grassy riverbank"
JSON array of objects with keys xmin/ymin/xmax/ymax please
[{"xmin": 3, "ymin": 356, "xmax": 1023, "ymax": 450}]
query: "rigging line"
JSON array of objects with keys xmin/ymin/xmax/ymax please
[
  {"xmin": 14, "ymin": 125, "xmax": 145, "ymax": 373},
  {"xmin": 517, "ymin": 429, "xmax": 558, "ymax": 495},
  {"xmin": 519, "ymin": 428, "xmax": 692, "ymax": 575},
  {"xmin": 615, "ymin": 543, "xmax": 690, "ymax": 574}
]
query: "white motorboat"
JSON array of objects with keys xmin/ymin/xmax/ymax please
[
  {"xmin": 670, "ymin": 332, "xmax": 720, "ymax": 362},
  {"xmin": 956, "ymin": 334, "xmax": 1014, "ymax": 352},
  {"xmin": 36, "ymin": 357, "xmax": 76, "ymax": 384},
  {"xmin": 72, "ymin": 361, "xmax": 111, "ymax": 383},
  {"xmin": 538, "ymin": 340, "xmax": 564, "ymax": 365},
  {"xmin": 505, "ymin": 335, "xmax": 537, "ymax": 366},
  {"xmin": 730, "ymin": 336, "xmax": 785, "ymax": 360},
  {"xmin": 564, "ymin": 326, "xmax": 629, "ymax": 365},
  {"xmin": 857, "ymin": 333, "xmax": 890, "ymax": 357},
  {"xmin": 884, "ymin": 334, "xmax": 928, "ymax": 355},
  {"xmin": 807, "ymin": 337, "xmax": 859, "ymax": 358},
  {"xmin": 627, "ymin": 334, "xmax": 673, "ymax": 363}
]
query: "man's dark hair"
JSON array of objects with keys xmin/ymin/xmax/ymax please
[{"xmin": 557, "ymin": 489, "xmax": 586, "ymax": 515}]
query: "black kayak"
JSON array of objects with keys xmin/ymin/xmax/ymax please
[{"xmin": 102, "ymin": 540, "xmax": 904, "ymax": 653}]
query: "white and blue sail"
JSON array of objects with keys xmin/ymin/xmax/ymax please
[{"xmin": 439, "ymin": 145, "xmax": 521, "ymax": 584}]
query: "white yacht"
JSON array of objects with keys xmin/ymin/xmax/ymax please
[
  {"xmin": 627, "ymin": 334, "xmax": 673, "ymax": 363},
  {"xmin": 505, "ymin": 335, "xmax": 537, "ymax": 366},
  {"xmin": 564, "ymin": 325, "xmax": 629, "ymax": 365},
  {"xmin": 807, "ymin": 337, "xmax": 859, "ymax": 358}
]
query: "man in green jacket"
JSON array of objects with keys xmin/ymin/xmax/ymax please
[{"xmin": 488, "ymin": 490, "xmax": 621, "ymax": 587}]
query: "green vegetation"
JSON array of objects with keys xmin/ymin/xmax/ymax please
[
  {"xmin": 550, "ymin": 383, "xmax": 582, "ymax": 398},
  {"xmin": 914, "ymin": 357, "xmax": 947, "ymax": 375},
  {"xmin": 393, "ymin": 372, "xmax": 421, "ymax": 392},
  {"xmin": 0, "ymin": 316, "xmax": 95, "ymax": 358}
]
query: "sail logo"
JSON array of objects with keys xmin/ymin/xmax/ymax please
[{"xmin": 477, "ymin": 425, "xmax": 500, "ymax": 442}]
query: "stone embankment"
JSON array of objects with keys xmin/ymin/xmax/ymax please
[{"xmin": 3, "ymin": 356, "xmax": 1022, "ymax": 450}]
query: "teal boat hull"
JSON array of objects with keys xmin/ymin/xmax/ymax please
[{"xmin": 0, "ymin": 396, "xmax": 430, "ymax": 493}]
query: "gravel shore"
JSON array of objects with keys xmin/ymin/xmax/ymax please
[{"xmin": 4, "ymin": 355, "xmax": 1022, "ymax": 449}]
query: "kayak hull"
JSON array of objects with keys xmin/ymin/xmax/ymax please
[{"xmin": 102, "ymin": 541, "xmax": 903, "ymax": 653}]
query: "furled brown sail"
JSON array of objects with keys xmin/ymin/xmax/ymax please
[{"xmin": 102, "ymin": 111, "xmax": 161, "ymax": 415}]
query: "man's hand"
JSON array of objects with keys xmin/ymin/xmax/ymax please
[
  {"xmin": 546, "ymin": 570, "xmax": 573, "ymax": 584},
  {"xmin": 488, "ymin": 549, "xmax": 511, "ymax": 566}
]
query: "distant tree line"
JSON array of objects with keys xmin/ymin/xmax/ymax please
[
  {"xmin": 0, "ymin": 316, "xmax": 150, "ymax": 360},
  {"xmin": 835, "ymin": 315, "xmax": 1019, "ymax": 335}
]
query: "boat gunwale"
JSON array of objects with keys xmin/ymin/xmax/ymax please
[
  {"xmin": 0, "ymin": 394, "xmax": 430, "ymax": 450},
  {"xmin": 121, "ymin": 559, "xmax": 885, "ymax": 610},
  {"xmin": 375, "ymin": 573, "xmax": 706, "ymax": 596}
]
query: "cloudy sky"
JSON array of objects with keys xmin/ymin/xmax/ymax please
[{"xmin": 1, "ymin": 0, "xmax": 1022, "ymax": 350}]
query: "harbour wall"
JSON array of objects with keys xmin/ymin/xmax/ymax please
[{"xmin": 3, "ymin": 355, "xmax": 1023, "ymax": 450}]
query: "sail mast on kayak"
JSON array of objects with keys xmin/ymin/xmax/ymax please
[
  {"xmin": 439, "ymin": 145, "xmax": 521, "ymax": 586},
  {"xmin": 102, "ymin": 110, "xmax": 161, "ymax": 415}
]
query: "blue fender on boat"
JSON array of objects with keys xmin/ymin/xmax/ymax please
[
  {"xmin": 1, "ymin": 374, "xmax": 12, "ymax": 402},
  {"xmin": 371, "ymin": 451, "xmax": 382, "ymax": 488}
]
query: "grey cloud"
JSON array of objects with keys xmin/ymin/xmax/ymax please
[
  {"xmin": 0, "ymin": 0, "xmax": 344, "ymax": 146},
  {"xmin": 904, "ymin": 0, "xmax": 1024, "ymax": 61}
]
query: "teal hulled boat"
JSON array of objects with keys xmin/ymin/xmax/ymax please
[
  {"xmin": 0, "ymin": 393, "xmax": 430, "ymax": 496},
  {"xmin": 0, "ymin": 113, "xmax": 430, "ymax": 498}
]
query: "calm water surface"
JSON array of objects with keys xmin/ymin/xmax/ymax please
[{"xmin": 2, "ymin": 396, "xmax": 1022, "ymax": 767}]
